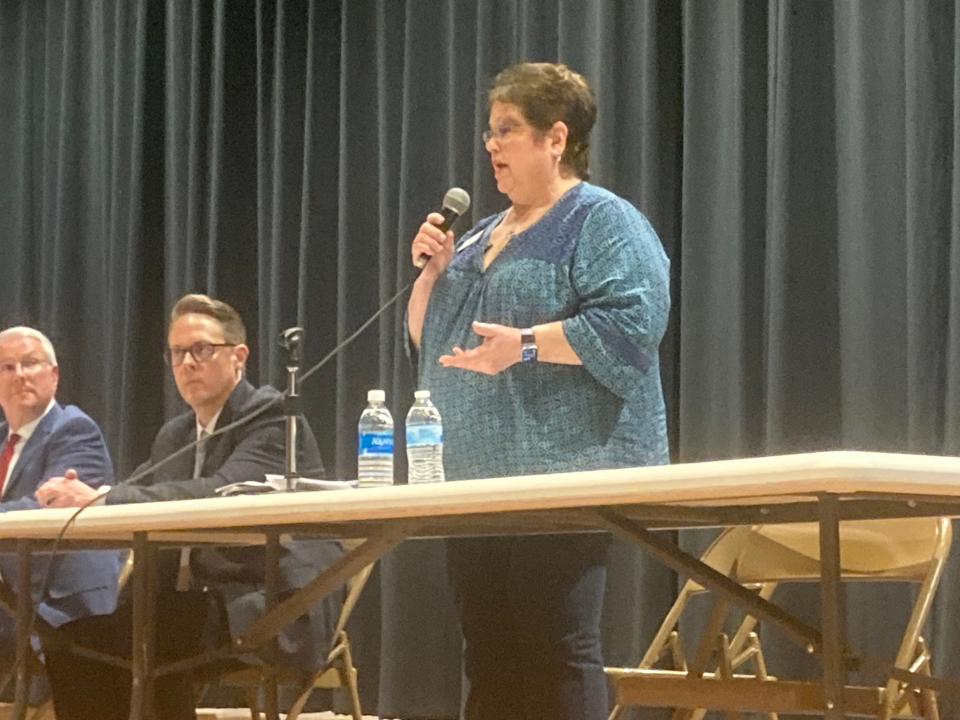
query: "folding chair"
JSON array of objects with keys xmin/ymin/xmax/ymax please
[
  {"xmin": 68, "ymin": 543, "xmax": 369, "ymax": 720},
  {"xmin": 0, "ymin": 648, "xmax": 53, "ymax": 720},
  {"xmin": 217, "ymin": 538, "xmax": 375, "ymax": 720},
  {"xmin": 0, "ymin": 551, "xmax": 132, "ymax": 720},
  {"xmin": 606, "ymin": 516, "xmax": 951, "ymax": 720}
]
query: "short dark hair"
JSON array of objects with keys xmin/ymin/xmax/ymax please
[
  {"xmin": 170, "ymin": 294, "xmax": 246, "ymax": 345},
  {"xmin": 489, "ymin": 62, "xmax": 597, "ymax": 180}
]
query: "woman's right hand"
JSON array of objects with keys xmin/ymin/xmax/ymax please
[{"xmin": 411, "ymin": 212, "xmax": 455, "ymax": 279}]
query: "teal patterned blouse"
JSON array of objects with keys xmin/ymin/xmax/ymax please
[{"xmin": 415, "ymin": 182, "xmax": 670, "ymax": 481}]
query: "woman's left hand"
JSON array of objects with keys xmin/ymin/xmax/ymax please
[{"xmin": 438, "ymin": 321, "xmax": 521, "ymax": 375}]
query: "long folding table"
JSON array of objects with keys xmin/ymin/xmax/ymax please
[{"xmin": 2, "ymin": 450, "xmax": 960, "ymax": 719}]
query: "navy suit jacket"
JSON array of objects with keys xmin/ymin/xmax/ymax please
[
  {"xmin": 106, "ymin": 380, "xmax": 344, "ymax": 671},
  {"xmin": 0, "ymin": 403, "xmax": 123, "ymax": 627}
]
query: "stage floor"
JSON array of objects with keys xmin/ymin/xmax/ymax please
[{"xmin": 197, "ymin": 711, "xmax": 395, "ymax": 720}]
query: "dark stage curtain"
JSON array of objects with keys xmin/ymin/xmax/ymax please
[{"xmin": 1, "ymin": 1, "xmax": 959, "ymax": 717}]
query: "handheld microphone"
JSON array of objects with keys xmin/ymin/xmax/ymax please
[{"xmin": 415, "ymin": 187, "xmax": 471, "ymax": 269}]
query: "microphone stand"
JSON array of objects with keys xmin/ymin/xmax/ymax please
[{"xmin": 279, "ymin": 327, "xmax": 305, "ymax": 492}]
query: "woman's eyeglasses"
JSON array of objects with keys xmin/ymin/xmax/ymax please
[{"xmin": 482, "ymin": 123, "xmax": 521, "ymax": 145}]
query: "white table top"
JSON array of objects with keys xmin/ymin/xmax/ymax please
[{"xmin": 2, "ymin": 450, "xmax": 959, "ymax": 545}]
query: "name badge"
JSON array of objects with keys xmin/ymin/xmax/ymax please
[{"xmin": 456, "ymin": 231, "xmax": 483, "ymax": 253}]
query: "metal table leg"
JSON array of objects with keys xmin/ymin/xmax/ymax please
[
  {"xmin": 129, "ymin": 533, "xmax": 156, "ymax": 720},
  {"xmin": 11, "ymin": 540, "xmax": 32, "ymax": 720},
  {"xmin": 819, "ymin": 494, "xmax": 847, "ymax": 719},
  {"xmin": 597, "ymin": 509, "xmax": 823, "ymax": 651},
  {"xmin": 264, "ymin": 531, "xmax": 281, "ymax": 720},
  {"xmin": 236, "ymin": 523, "xmax": 417, "ymax": 654}
]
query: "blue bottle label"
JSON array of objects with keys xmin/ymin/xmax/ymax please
[
  {"xmin": 406, "ymin": 425, "xmax": 443, "ymax": 447},
  {"xmin": 359, "ymin": 431, "xmax": 394, "ymax": 455}
]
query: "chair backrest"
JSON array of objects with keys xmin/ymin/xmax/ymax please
[
  {"xmin": 684, "ymin": 517, "xmax": 951, "ymax": 595},
  {"xmin": 731, "ymin": 517, "xmax": 952, "ymax": 584}
]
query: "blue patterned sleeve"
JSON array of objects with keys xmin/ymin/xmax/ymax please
[
  {"xmin": 561, "ymin": 199, "xmax": 670, "ymax": 401},
  {"xmin": 403, "ymin": 308, "xmax": 419, "ymax": 374}
]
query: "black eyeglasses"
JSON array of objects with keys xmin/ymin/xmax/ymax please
[{"xmin": 164, "ymin": 342, "xmax": 236, "ymax": 367}]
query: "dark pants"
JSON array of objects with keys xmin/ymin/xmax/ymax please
[
  {"xmin": 0, "ymin": 605, "xmax": 50, "ymax": 705},
  {"xmin": 40, "ymin": 589, "xmax": 231, "ymax": 720},
  {"xmin": 445, "ymin": 532, "xmax": 611, "ymax": 720}
]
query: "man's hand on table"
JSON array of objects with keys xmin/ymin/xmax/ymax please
[{"xmin": 36, "ymin": 469, "xmax": 101, "ymax": 508}]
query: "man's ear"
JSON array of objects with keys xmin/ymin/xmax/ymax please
[{"xmin": 234, "ymin": 344, "xmax": 250, "ymax": 373}]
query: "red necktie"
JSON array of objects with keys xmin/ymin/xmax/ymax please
[{"xmin": 0, "ymin": 434, "xmax": 21, "ymax": 496}]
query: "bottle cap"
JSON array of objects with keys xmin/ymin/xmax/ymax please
[
  {"xmin": 414, "ymin": 389, "xmax": 431, "ymax": 400},
  {"xmin": 367, "ymin": 389, "xmax": 386, "ymax": 403}
]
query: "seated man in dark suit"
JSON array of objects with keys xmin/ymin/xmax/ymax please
[
  {"xmin": 37, "ymin": 294, "xmax": 344, "ymax": 720},
  {"xmin": 0, "ymin": 326, "xmax": 121, "ymax": 679}
]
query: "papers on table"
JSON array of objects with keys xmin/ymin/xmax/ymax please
[{"xmin": 215, "ymin": 474, "xmax": 358, "ymax": 497}]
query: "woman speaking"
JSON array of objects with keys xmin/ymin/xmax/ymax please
[{"xmin": 407, "ymin": 62, "xmax": 670, "ymax": 720}]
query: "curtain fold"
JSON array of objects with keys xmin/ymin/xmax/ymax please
[
  {"xmin": 2, "ymin": 0, "xmax": 960, "ymax": 716},
  {"xmin": 761, "ymin": 0, "xmax": 842, "ymax": 454}
]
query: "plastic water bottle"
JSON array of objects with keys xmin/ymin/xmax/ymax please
[
  {"xmin": 405, "ymin": 389, "xmax": 445, "ymax": 484},
  {"xmin": 357, "ymin": 389, "xmax": 394, "ymax": 487}
]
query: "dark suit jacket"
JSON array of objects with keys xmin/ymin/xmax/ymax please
[
  {"xmin": 106, "ymin": 379, "xmax": 344, "ymax": 670},
  {"xmin": 0, "ymin": 403, "xmax": 122, "ymax": 628}
]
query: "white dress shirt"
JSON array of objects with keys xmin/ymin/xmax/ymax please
[{"xmin": 2, "ymin": 398, "xmax": 56, "ymax": 498}]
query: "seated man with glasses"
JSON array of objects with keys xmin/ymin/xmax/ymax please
[
  {"xmin": 36, "ymin": 294, "xmax": 344, "ymax": 720},
  {"xmin": 0, "ymin": 326, "xmax": 121, "ymax": 697}
]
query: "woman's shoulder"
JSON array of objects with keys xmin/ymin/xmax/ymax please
[
  {"xmin": 576, "ymin": 183, "xmax": 646, "ymax": 220},
  {"xmin": 572, "ymin": 184, "xmax": 668, "ymax": 270},
  {"xmin": 571, "ymin": 183, "xmax": 658, "ymax": 240}
]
